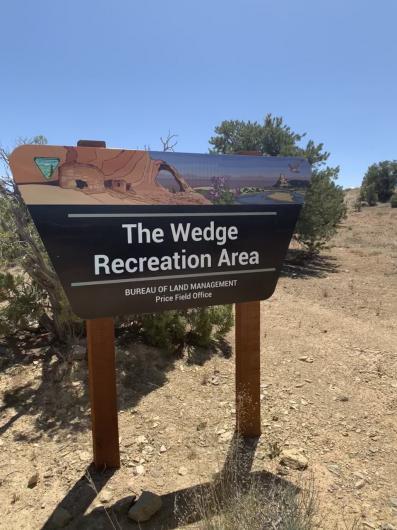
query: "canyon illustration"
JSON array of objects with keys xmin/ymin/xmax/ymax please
[{"xmin": 9, "ymin": 145, "xmax": 311, "ymax": 206}]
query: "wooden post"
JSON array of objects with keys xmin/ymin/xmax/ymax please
[
  {"xmin": 235, "ymin": 301, "xmax": 261, "ymax": 437},
  {"xmin": 87, "ymin": 318, "xmax": 120, "ymax": 469},
  {"xmin": 235, "ymin": 150, "xmax": 262, "ymax": 438},
  {"xmin": 78, "ymin": 140, "xmax": 120, "ymax": 469}
]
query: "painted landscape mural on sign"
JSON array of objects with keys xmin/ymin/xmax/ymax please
[
  {"xmin": 9, "ymin": 145, "xmax": 311, "ymax": 318},
  {"xmin": 10, "ymin": 145, "xmax": 310, "ymax": 206}
]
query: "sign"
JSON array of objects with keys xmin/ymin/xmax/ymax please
[{"xmin": 9, "ymin": 145, "xmax": 311, "ymax": 319}]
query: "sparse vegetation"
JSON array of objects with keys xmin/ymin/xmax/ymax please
[
  {"xmin": 352, "ymin": 196, "xmax": 362, "ymax": 212},
  {"xmin": 137, "ymin": 305, "xmax": 233, "ymax": 353},
  {"xmin": 361, "ymin": 182, "xmax": 378, "ymax": 206},
  {"xmin": 190, "ymin": 479, "xmax": 316, "ymax": 530},
  {"xmin": 177, "ymin": 437, "xmax": 317, "ymax": 530},
  {"xmin": 0, "ymin": 200, "xmax": 395, "ymax": 528},
  {"xmin": 0, "ymin": 137, "xmax": 83, "ymax": 342}
]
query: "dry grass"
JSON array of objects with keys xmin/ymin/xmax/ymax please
[
  {"xmin": 177, "ymin": 437, "xmax": 317, "ymax": 530},
  {"xmin": 191, "ymin": 480, "xmax": 316, "ymax": 530}
]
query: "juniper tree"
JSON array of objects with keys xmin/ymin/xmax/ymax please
[
  {"xmin": 209, "ymin": 114, "xmax": 346, "ymax": 253},
  {"xmin": 360, "ymin": 160, "xmax": 397, "ymax": 204}
]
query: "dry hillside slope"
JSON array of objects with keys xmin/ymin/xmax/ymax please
[{"xmin": 0, "ymin": 199, "xmax": 396, "ymax": 529}]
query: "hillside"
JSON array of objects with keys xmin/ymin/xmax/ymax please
[{"xmin": 0, "ymin": 201, "xmax": 396, "ymax": 529}]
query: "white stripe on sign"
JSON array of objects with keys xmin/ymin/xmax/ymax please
[
  {"xmin": 71, "ymin": 267, "xmax": 276, "ymax": 287},
  {"xmin": 67, "ymin": 211, "xmax": 277, "ymax": 218}
]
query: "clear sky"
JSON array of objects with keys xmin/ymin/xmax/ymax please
[{"xmin": 1, "ymin": 0, "xmax": 396, "ymax": 188}]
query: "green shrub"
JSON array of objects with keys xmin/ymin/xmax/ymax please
[
  {"xmin": 0, "ymin": 139, "xmax": 83, "ymax": 342},
  {"xmin": 186, "ymin": 308, "xmax": 213, "ymax": 347},
  {"xmin": 138, "ymin": 305, "xmax": 233, "ymax": 353},
  {"xmin": 0, "ymin": 272, "xmax": 44, "ymax": 336},
  {"xmin": 353, "ymin": 196, "xmax": 362, "ymax": 212},
  {"xmin": 391, "ymin": 193, "xmax": 397, "ymax": 208},
  {"xmin": 360, "ymin": 182, "xmax": 378, "ymax": 206},
  {"xmin": 295, "ymin": 168, "xmax": 346, "ymax": 254},
  {"xmin": 207, "ymin": 305, "xmax": 234, "ymax": 341},
  {"xmin": 360, "ymin": 160, "xmax": 397, "ymax": 203},
  {"xmin": 139, "ymin": 311, "xmax": 187, "ymax": 352}
]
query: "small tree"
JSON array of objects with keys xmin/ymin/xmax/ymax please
[
  {"xmin": 209, "ymin": 114, "xmax": 346, "ymax": 253},
  {"xmin": 361, "ymin": 182, "xmax": 378, "ymax": 206},
  {"xmin": 209, "ymin": 114, "xmax": 329, "ymax": 165},
  {"xmin": 294, "ymin": 167, "xmax": 345, "ymax": 253},
  {"xmin": 360, "ymin": 161, "xmax": 397, "ymax": 203}
]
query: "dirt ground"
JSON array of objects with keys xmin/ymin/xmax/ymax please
[{"xmin": 0, "ymin": 195, "xmax": 396, "ymax": 529}]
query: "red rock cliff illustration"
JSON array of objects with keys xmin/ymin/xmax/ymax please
[
  {"xmin": 9, "ymin": 145, "xmax": 210, "ymax": 205},
  {"xmin": 58, "ymin": 147, "xmax": 209, "ymax": 204}
]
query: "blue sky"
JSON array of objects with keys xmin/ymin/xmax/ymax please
[{"xmin": 1, "ymin": 0, "xmax": 396, "ymax": 188}]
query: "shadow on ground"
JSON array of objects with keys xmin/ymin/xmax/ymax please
[
  {"xmin": 0, "ymin": 249, "xmax": 337, "ymax": 441},
  {"xmin": 42, "ymin": 435, "xmax": 297, "ymax": 530},
  {"xmin": 0, "ymin": 334, "xmax": 231, "ymax": 441},
  {"xmin": 282, "ymin": 249, "xmax": 339, "ymax": 279}
]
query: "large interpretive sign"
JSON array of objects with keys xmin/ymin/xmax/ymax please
[{"xmin": 9, "ymin": 145, "xmax": 311, "ymax": 318}]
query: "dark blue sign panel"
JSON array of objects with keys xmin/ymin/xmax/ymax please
[{"xmin": 10, "ymin": 145, "xmax": 311, "ymax": 318}]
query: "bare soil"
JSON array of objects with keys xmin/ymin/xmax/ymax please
[{"xmin": 0, "ymin": 197, "xmax": 396, "ymax": 529}]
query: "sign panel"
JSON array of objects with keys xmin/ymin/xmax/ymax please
[{"xmin": 9, "ymin": 145, "xmax": 311, "ymax": 318}]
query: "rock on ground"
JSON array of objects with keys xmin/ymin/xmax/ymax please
[
  {"xmin": 27, "ymin": 472, "xmax": 39, "ymax": 488},
  {"xmin": 279, "ymin": 449, "xmax": 308, "ymax": 470},
  {"xmin": 128, "ymin": 490, "xmax": 162, "ymax": 523}
]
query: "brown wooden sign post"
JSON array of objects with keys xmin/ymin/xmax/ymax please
[
  {"xmin": 87, "ymin": 318, "xmax": 120, "ymax": 469},
  {"xmin": 235, "ymin": 300, "xmax": 261, "ymax": 437},
  {"xmin": 235, "ymin": 151, "xmax": 262, "ymax": 438},
  {"xmin": 78, "ymin": 141, "xmax": 120, "ymax": 469},
  {"xmin": 9, "ymin": 142, "xmax": 311, "ymax": 469}
]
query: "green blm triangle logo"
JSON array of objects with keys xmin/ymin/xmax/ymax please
[{"xmin": 34, "ymin": 157, "xmax": 60, "ymax": 179}]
